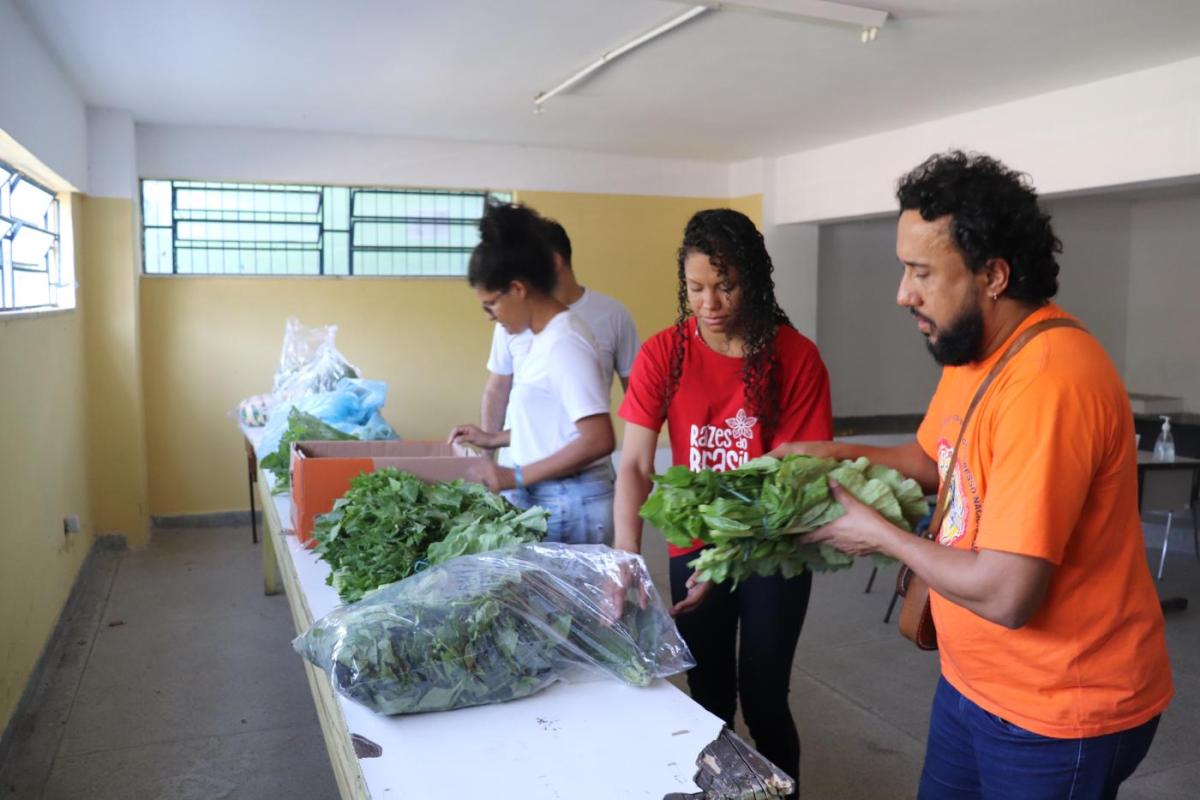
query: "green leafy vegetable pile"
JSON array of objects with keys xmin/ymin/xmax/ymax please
[
  {"xmin": 259, "ymin": 407, "xmax": 356, "ymax": 492},
  {"xmin": 293, "ymin": 543, "xmax": 694, "ymax": 715},
  {"xmin": 312, "ymin": 468, "xmax": 548, "ymax": 603},
  {"xmin": 640, "ymin": 455, "xmax": 929, "ymax": 585}
]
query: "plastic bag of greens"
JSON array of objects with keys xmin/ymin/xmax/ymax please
[
  {"xmin": 293, "ymin": 543, "xmax": 694, "ymax": 715},
  {"xmin": 269, "ymin": 318, "xmax": 361, "ymax": 410}
]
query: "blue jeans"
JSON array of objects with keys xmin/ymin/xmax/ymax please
[
  {"xmin": 504, "ymin": 463, "xmax": 614, "ymax": 545},
  {"xmin": 920, "ymin": 677, "xmax": 1160, "ymax": 800}
]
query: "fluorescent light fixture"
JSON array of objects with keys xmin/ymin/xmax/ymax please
[
  {"xmin": 534, "ymin": 5, "xmax": 711, "ymax": 111},
  {"xmin": 694, "ymin": 0, "xmax": 889, "ymax": 28},
  {"xmin": 533, "ymin": 0, "xmax": 888, "ymax": 111}
]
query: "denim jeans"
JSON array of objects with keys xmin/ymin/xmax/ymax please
[
  {"xmin": 504, "ymin": 462, "xmax": 614, "ymax": 545},
  {"xmin": 919, "ymin": 676, "xmax": 1160, "ymax": 800}
]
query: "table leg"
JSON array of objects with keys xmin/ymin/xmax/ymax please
[
  {"xmin": 263, "ymin": 522, "xmax": 282, "ymax": 596},
  {"xmin": 248, "ymin": 462, "xmax": 259, "ymax": 545}
]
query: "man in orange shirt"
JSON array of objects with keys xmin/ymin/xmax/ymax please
[{"xmin": 778, "ymin": 151, "xmax": 1172, "ymax": 799}]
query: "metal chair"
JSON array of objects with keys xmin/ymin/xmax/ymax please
[{"xmin": 1140, "ymin": 469, "xmax": 1199, "ymax": 580}]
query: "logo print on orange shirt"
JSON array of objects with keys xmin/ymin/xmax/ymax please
[
  {"xmin": 689, "ymin": 408, "xmax": 757, "ymax": 472},
  {"xmin": 936, "ymin": 438, "xmax": 969, "ymax": 546}
]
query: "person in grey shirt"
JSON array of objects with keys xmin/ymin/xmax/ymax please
[{"xmin": 481, "ymin": 217, "xmax": 639, "ymax": 465}]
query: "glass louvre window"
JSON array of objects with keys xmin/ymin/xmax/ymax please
[
  {"xmin": 1, "ymin": 160, "xmax": 66, "ymax": 312},
  {"xmin": 142, "ymin": 179, "xmax": 510, "ymax": 276}
]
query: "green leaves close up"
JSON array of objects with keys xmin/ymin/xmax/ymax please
[
  {"xmin": 312, "ymin": 468, "xmax": 548, "ymax": 603},
  {"xmin": 640, "ymin": 455, "xmax": 929, "ymax": 585}
]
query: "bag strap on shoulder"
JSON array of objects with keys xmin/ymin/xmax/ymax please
[{"xmin": 925, "ymin": 317, "xmax": 1086, "ymax": 540}]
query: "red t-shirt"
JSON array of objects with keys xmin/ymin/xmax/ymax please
[{"xmin": 619, "ymin": 318, "xmax": 833, "ymax": 556}]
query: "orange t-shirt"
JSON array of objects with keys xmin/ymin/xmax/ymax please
[{"xmin": 916, "ymin": 303, "xmax": 1172, "ymax": 738}]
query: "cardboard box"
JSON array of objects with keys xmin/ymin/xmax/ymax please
[{"xmin": 289, "ymin": 440, "xmax": 486, "ymax": 547}]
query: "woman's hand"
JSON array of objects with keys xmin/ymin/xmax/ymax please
[
  {"xmin": 768, "ymin": 440, "xmax": 842, "ymax": 459},
  {"xmin": 601, "ymin": 559, "xmax": 652, "ymax": 624},
  {"xmin": 803, "ymin": 478, "xmax": 898, "ymax": 557},
  {"xmin": 447, "ymin": 423, "xmax": 502, "ymax": 451},
  {"xmin": 466, "ymin": 460, "xmax": 515, "ymax": 493},
  {"xmin": 670, "ymin": 572, "xmax": 714, "ymax": 616}
]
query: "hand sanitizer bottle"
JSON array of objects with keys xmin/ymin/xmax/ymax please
[{"xmin": 1153, "ymin": 415, "xmax": 1176, "ymax": 463}]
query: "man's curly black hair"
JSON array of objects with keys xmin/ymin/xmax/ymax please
[
  {"xmin": 896, "ymin": 150, "xmax": 1061, "ymax": 303},
  {"xmin": 665, "ymin": 209, "xmax": 792, "ymax": 440}
]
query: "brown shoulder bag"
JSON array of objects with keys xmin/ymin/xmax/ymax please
[{"xmin": 896, "ymin": 318, "xmax": 1085, "ymax": 650}]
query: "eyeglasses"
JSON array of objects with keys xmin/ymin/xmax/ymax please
[{"xmin": 480, "ymin": 286, "xmax": 511, "ymax": 314}]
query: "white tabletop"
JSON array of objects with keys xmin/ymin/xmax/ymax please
[
  {"xmin": 240, "ymin": 423, "xmax": 266, "ymax": 452},
  {"xmin": 267, "ymin": 482, "xmax": 722, "ymax": 799}
]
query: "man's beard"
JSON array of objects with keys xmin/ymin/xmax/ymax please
[{"xmin": 916, "ymin": 299, "xmax": 984, "ymax": 366}]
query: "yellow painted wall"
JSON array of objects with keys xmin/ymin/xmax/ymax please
[
  {"xmin": 727, "ymin": 193, "xmax": 764, "ymax": 226},
  {"xmin": 82, "ymin": 197, "xmax": 150, "ymax": 546},
  {"xmin": 139, "ymin": 191, "xmax": 764, "ymax": 514},
  {"xmin": 0, "ymin": 196, "xmax": 93, "ymax": 733}
]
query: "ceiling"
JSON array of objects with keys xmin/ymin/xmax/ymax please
[{"xmin": 16, "ymin": 0, "xmax": 1200, "ymax": 161}]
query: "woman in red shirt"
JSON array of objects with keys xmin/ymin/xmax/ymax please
[{"xmin": 615, "ymin": 208, "xmax": 832, "ymax": 793}]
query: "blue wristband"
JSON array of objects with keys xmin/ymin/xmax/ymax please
[{"xmin": 513, "ymin": 464, "xmax": 525, "ymax": 489}]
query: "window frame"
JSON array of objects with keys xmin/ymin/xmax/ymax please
[
  {"xmin": 0, "ymin": 159, "xmax": 66, "ymax": 314},
  {"xmin": 140, "ymin": 178, "xmax": 511, "ymax": 278}
]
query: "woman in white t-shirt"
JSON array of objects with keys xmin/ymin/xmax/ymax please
[{"xmin": 448, "ymin": 202, "xmax": 616, "ymax": 544}]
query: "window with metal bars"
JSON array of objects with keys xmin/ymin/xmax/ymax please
[
  {"xmin": 1, "ymin": 160, "xmax": 67, "ymax": 312},
  {"xmin": 141, "ymin": 179, "xmax": 511, "ymax": 276}
]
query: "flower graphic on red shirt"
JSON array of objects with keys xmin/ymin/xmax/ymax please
[{"xmin": 726, "ymin": 409, "xmax": 758, "ymax": 442}]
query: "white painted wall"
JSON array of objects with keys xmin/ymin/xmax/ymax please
[
  {"xmin": 766, "ymin": 222, "xmax": 820, "ymax": 342},
  {"xmin": 773, "ymin": 56, "xmax": 1200, "ymax": 225},
  {"xmin": 759, "ymin": 157, "xmax": 818, "ymax": 340},
  {"xmin": 86, "ymin": 108, "xmax": 136, "ymax": 200},
  {"xmin": 813, "ymin": 195, "xmax": 1144, "ymax": 418},
  {"xmin": 0, "ymin": 0, "xmax": 87, "ymax": 191},
  {"xmin": 1043, "ymin": 197, "xmax": 1132, "ymax": 373},
  {"xmin": 136, "ymin": 124, "xmax": 730, "ymax": 198},
  {"xmin": 815, "ymin": 215, "xmax": 940, "ymax": 417},
  {"xmin": 729, "ymin": 157, "xmax": 764, "ymax": 199},
  {"xmin": 1126, "ymin": 194, "xmax": 1200, "ymax": 412}
]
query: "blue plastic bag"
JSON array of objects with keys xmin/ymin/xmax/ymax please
[{"xmin": 256, "ymin": 378, "xmax": 397, "ymax": 461}]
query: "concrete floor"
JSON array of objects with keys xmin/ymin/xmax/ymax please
[{"xmin": 2, "ymin": 520, "xmax": 1198, "ymax": 799}]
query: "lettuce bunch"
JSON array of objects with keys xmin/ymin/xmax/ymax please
[{"xmin": 640, "ymin": 455, "xmax": 929, "ymax": 585}]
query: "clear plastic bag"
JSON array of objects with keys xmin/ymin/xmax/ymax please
[
  {"xmin": 293, "ymin": 543, "xmax": 695, "ymax": 715},
  {"xmin": 255, "ymin": 378, "xmax": 395, "ymax": 463},
  {"xmin": 269, "ymin": 317, "xmax": 361, "ymax": 409},
  {"xmin": 273, "ymin": 318, "xmax": 334, "ymax": 391},
  {"xmin": 232, "ymin": 393, "xmax": 271, "ymax": 427}
]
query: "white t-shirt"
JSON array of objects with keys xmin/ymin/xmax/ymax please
[
  {"xmin": 487, "ymin": 288, "xmax": 639, "ymax": 389},
  {"xmin": 507, "ymin": 311, "xmax": 611, "ymax": 467}
]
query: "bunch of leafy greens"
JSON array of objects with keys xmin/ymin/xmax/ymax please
[
  {"xmin": 312, "ymin": 468, "xmax": 548, "ymax": 603},
  {"xmin": 293, "ymin": 543, "xmax": 694, "ymax": 715},
  {"xmin": 259, "ymin": 408, "xmax": 356, "ymax": 492},
  {"xmin": 640, "ymin": 455, "xmax": 929, "ymax": 585}
]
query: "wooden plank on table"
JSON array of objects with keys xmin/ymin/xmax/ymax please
[{"xmin": 259, "ymin": 471, "xmax": 370, "ymax": 800}]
